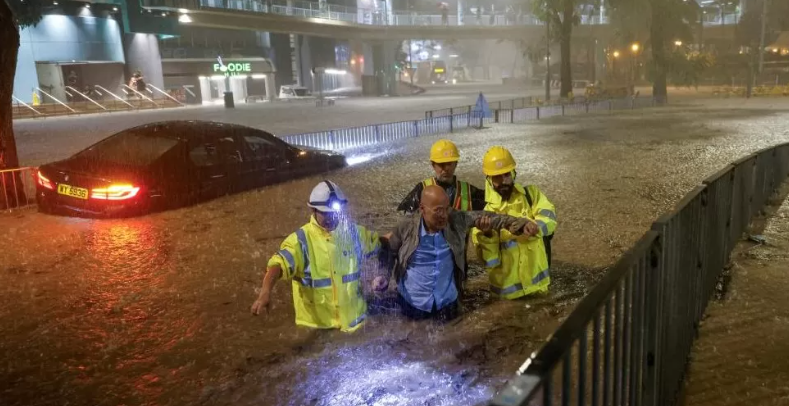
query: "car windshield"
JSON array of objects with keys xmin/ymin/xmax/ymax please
[
  {"xmin": 293, "ymin": 88, "xmax": 308, "ymax": 96},
  {"xmin": 76, "ymin": 129, "xmax": 179, "ymax": 166}
]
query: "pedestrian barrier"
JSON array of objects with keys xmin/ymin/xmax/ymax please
[
  {"xmin": 286, "ymin": 96, "xmax": 654, "ymax": 152},
  {"xmin": 425, "ymin": 96, "xmax": 588, "ymax": 119},
  {"xmin": 490, "ymin": 143, "xmax": 789, "ymax": 406},
  {"xmin": 1, "ymin": 167, "xmax": 37, "ymax": 211}
]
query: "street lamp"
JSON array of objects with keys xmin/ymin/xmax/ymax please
[
  {"xmin": 631, "ymin": 43, "xmax": 640, "ymax": 53},
  {"xmin": 674, "ymin": 40, "xmax": 683, "ymax": 46},
  {"xmin": 613, "ymin": 51, "xmax": 620, "ymax": 58}
]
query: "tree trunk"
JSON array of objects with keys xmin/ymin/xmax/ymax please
[
  {"xmin": 650, "ymin": 1, "xmax": 668, "ymax": 104},
  {"xmin": 0, "ymin": 0, "xmax": 21, "ymax": 170},
  {"xmin": 0, "ymin": 2, "xmax": 27, "ymax": 210},
  {"xmin": 559, "ymin": 2, "xmax": 573, "ymax": 99}
]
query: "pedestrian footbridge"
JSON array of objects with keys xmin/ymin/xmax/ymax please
[{"xmin": 141, "ymin": 0, "xmax": 610, "ymax": 40}]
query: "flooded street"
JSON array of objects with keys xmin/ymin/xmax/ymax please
[{"xmin": 2, "ymin": 98, "xmax": 789, "ymax": 406}]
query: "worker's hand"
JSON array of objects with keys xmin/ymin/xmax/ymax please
[
  {"xmin": 372, "ymin": 276, "xmax": 389, "ymax": 292},
  {"xmin": 475, "ymin": 215, "xmax": 495, "ymax": 237},
  {"xmin": 523, "ymin": 221, "xmax": 540, "ymax": 237},
  {"xmin": 251, "ymin": 292, "xmax": 271, "ymax": 316}
]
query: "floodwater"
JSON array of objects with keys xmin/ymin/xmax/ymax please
[{"xmin": 2, "ymin": 98, "xmax": 789, "ymax": 406}]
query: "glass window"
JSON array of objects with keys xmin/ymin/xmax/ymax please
[
  {"xmin": 75, "ymin": 129, "xmax": 179, "ymax": 166},
  {"xmin": 189, "ymin": 143, "xmax": 220, "ymax": 167},
  {"xmin": 244, "ymin": 135, "xmax": 284, "ymax": 162}
]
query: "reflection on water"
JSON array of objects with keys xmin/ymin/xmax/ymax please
[
  {"xmin": 296, "ymin": 348, "xmax": 494, "ymax": 406},
  {"xmin": 345, "ymin": 152, "xmax": 389, "ymax": 167}
]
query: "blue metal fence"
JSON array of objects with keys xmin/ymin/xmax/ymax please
[{"xmin": 283, "ymin": 96, "xmax": 656, "ymax": 152}]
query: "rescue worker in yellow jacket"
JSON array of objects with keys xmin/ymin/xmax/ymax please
[
  {"xmin": 250, "ymin": 180, "xmax": 381, "ymax": 332},
  {"xmin": 473, "ymin": 146, "xmax": 557, "ymax": 299},
  {"xmin": 398, "ymin": 139, "xmax": 486, "ymax": 213}
]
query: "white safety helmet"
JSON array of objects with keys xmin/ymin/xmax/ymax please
[{"xmin": 308, "ymin": 180, "xmax": 348, "ymax": 213}]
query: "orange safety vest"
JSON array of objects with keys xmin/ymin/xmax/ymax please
[{"xmin": 423, "ymin": 178, "xmax": 472, "ymax": 211}]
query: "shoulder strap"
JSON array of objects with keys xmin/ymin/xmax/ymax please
[{"xmin": 523, "ymin": 185, "xmax": 533, "ymax": 208}]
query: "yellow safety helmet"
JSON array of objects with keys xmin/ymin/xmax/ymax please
[
  {"xmin": 429, "ymin": 139, "xmax": 460, "ymax": 163},
  {"xmin": 482, "ymin": 146, "xmax": 516, "ymax": 176}
]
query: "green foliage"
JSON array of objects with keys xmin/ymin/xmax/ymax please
[
  {"xmin": 735, "ymin": 0, "xmax": 788, "ymax": 48},
  {"xmin": 6, "ymin": 0, "xmax": 45, "ymax": 28},
  {"xmin": 531, "ymin": 0, "xmax": 582, "ymax": 39},
  {"xmin": 606, "ymin": 0, "xmax": 697, "ymax": 50},
  {"xmin": 666, "ymin": 50, "xmax": 713, "ymax": 88}
]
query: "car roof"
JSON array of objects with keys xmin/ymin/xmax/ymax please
[{"xmin": 119, "ymin": 120, "xmax": 265, "ymax": 143}]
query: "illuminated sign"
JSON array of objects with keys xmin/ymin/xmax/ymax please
[
  {"xmin": 434, "ymin": 68, "xmax": 445, "ymax": 73},
  {"xmin": 213, "ymin": 61, "xmax": 252, "ymax": 77}
]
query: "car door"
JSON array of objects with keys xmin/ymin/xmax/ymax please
[
  {"xmin": 238, "ymin": 130, "xmax": 293, "ymax": 188},
  {"xmin": 188, "ymin": 133, "xmax": 245, "ymax": 199}
]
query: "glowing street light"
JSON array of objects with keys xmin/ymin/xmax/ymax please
[
  {"xmin": 613, "ymin": 51, "xmax": 620, "ymax": 58},
  {"xmin": 674, "ymin": 40, "xmax": 683, "ymax": 46},
  {"xmin": 631, "ymin": 43, "xmax": 640, "ymax": 53}
]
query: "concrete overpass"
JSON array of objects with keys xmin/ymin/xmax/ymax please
[{"xmin": 142, "ymin": 0, "xmax": 738, "ymax": 41}]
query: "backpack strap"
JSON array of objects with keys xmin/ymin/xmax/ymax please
[{"xmin": 523, "ymin": 185, "xmax": 533, "ymax": 208}]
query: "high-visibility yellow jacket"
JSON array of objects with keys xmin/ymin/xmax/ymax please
[
  {"xmin": 267, "ymin": 216, "xmax": 380, "ymax": 332},
  {"xmin": 473, "ymin": 182, "xmax": 557, "ymax": 299},
  {"xmin": 422, "ymin": 177, "xmax": 473, "ymax": 211}
]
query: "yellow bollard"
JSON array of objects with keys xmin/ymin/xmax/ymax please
[{"xmin": 32, "ymin": 91, "xmax": 41, "ymax": 106}]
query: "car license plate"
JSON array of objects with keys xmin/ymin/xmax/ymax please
[{"xmin": 57, "ymin": 184, "xmax": 89, "ymax": 200}]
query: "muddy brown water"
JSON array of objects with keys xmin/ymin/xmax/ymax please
[{"xmin": 2, "ymin": 99, "xmax": 789, "ymax": 406}]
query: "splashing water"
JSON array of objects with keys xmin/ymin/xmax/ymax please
[{"xmin": 282, "ymin": 346, "xmax": 495, "ymax": 406}]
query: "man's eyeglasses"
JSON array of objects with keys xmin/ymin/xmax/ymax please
[{"xmin": 423, "ymin": 205, "xmax": 451, "ymax": 216}]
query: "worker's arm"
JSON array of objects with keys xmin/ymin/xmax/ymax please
[
  {"xmin": 527, "ymin": 185, "xmax": 557, "ymax": 237},
  {"xmin": 372, "ymin": 218, "xmax": 407, "ymax": 291},
  {"xmin": 462, "ymin": 210, "xmax": 529, "ymax": 236},
  {"xmin": 396, "ymin": 182, "xmax": 424, "ymax": 214},
  {"xmin": 251, "ymin": 265, "xmax": 282, "ymax": 315},
  {"xmin": 471, "ymin": 226, "xmax": 502, "ymax": 270},
  {"xmin": 250, "ymin": 232, "xmax": 304, "ymax": 315}
]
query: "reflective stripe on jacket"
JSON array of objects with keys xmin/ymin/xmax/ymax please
[
  {"xmin": 423, "ymin": 178, "xmax": 472, "ymax": 211},
  {"xmin": 472, "ymin": 182, "xmax": 556, "ymax": 299},
  {"xmin": 267, "ymin": 216, "xmax": 380, "ymax": 332}
]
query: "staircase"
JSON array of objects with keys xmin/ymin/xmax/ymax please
[{"xmin": 12, "ymin": 94, "xmax": 185, "ymax": 119}]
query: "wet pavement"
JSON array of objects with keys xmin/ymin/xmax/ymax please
[
  {"xmin": 2, "ymin": 97, "xmax": 789, "ymax": 406},
  {"xmin": 682, "ymin": 189, "xmax": 789, "ymax": 406}
]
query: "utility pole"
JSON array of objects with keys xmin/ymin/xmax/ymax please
[
  {"xmin": 758, "ymin": 0, "xmax": 768, "ymax": 74},
  {"xmin": 545, "ymin": 16, "xmax": 551, "ymax": 101}
]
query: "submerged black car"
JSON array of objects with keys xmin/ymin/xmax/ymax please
[{"xmin": 35, "ymin": 121, "xmax": 346, "ymax": 216}]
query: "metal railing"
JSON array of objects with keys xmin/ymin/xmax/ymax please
[
  {"xmin": 142, "ymin": 0, "xmax": 611, "ymax": 27},
  {"xmin": 284, "ymin": 96, "xmax": 654, "ymax": 152},
  {"xmin": 1, "ymin": 167, "xmax": 37, "ymax": 211},
  {"xmin": 490, "ymin": 143, "xmax": 789, "ymax": 406},
  {"xmin": 425, "ymin": 96, "xmax": 591, "ymax": 119}
]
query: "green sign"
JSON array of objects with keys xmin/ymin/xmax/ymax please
[{"xmin": 213, "ymin": 62, "xmax": 252, "ymax": 77}]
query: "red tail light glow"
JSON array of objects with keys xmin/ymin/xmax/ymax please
[
  {"xmin": 37, "ymin": 171, "xmax": 54, "ymax": 190},
  {"xmin": 91, "ymin": 184, "xmax": 141, "ymax": 200}
]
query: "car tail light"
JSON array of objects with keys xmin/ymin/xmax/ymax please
[
  {"xmin": 91, "ymin": 184, "xmax": 141, "ymax": 200},
  {"xmin": 37, "ymin": 171, "xmax": 54, "ymax": 190}
]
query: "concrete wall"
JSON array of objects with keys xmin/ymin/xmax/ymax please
[
  {"xmin": 62, "ymin": 63, "xmax": 126, "ymax": 101},
  {"xmin": 34, "ymin": 63, "xmax": 65, "ymax": 103},
  {"xmin": 297, "ymin": 35, "xmax": 314, "ymax": 91},
  {"xmin": 123, "ymin": 33, "xmax": 165, "ymax": 90},
  {"xmin": 13, "ymin": 14, "xmax": 125, "ymax": 102},
  {"xmin": 270, "ymin": 33, "xmax": 295, "ymax": 92}
]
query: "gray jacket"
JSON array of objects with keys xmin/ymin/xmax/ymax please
[{"xmin": 383, "ymin": 210, "xmax": 528, "ymax": 288}]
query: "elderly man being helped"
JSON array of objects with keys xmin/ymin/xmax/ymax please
[{"xmin": 374, "ymin": 185, "xmax": 537, "ymax": 321}]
